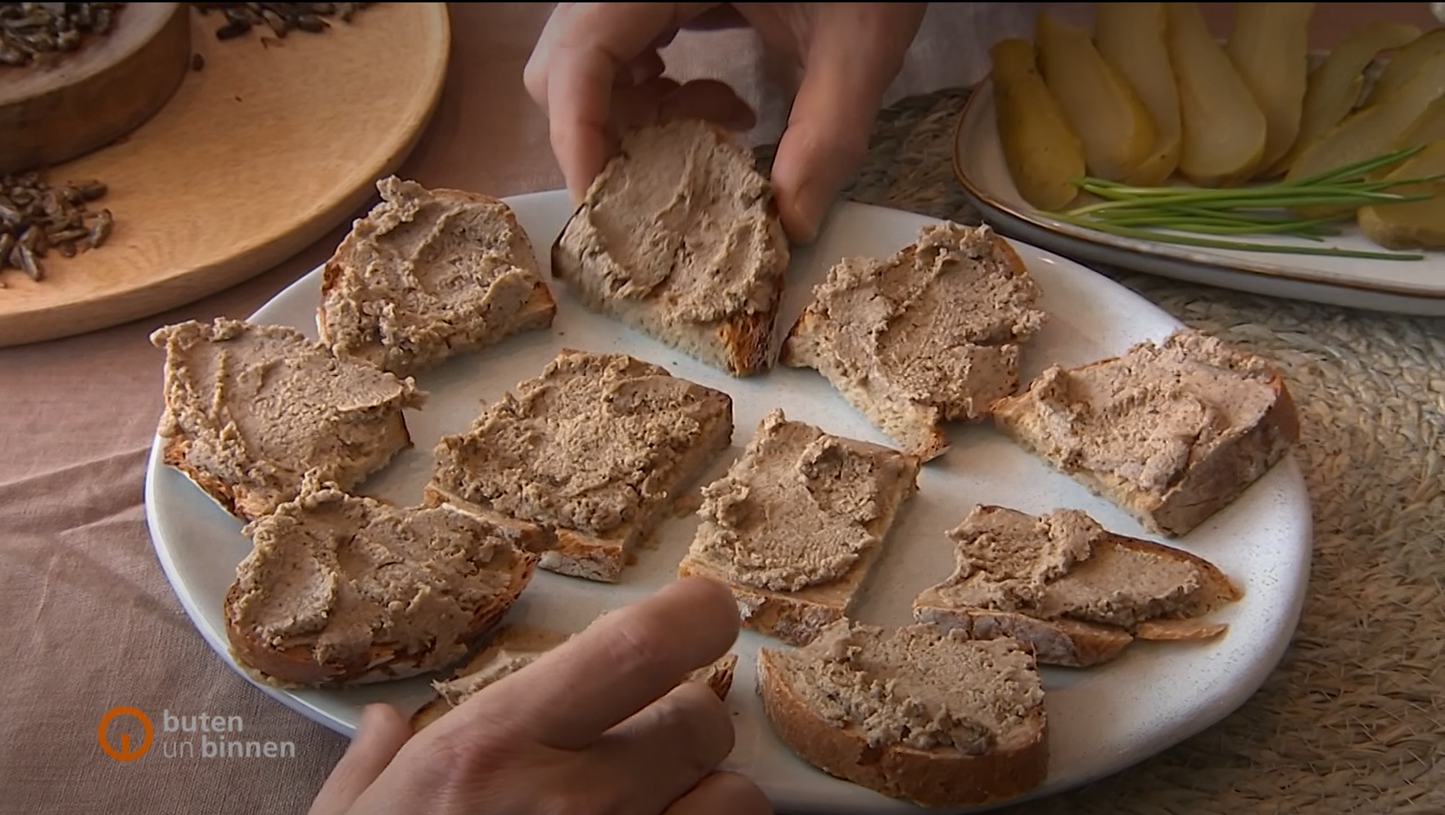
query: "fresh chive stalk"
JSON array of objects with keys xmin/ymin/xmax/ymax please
[{"xmin": 1044, "ymin": 146, "xmax": 1438, "ymax": 261}]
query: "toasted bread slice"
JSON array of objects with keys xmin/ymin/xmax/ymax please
[
  {"xmin": 550, "ymin": 119, "xmax": 790, "ymax": 377},
  {"xmin": 150, "ymin": 317, "xmax": 425, "ymax": 523},
  {"xmin": 409, "ymin": 625, "xmax": 739, "ymax": 732},
  {"xmin": 757, "ymin": 619, "xmax": 1048, "ymax": 808},
  {"xmin": 428, "ymin": 349, "xmax": 733, "ymax": 583},
  {"xmin": 677, "ymin": 409, "xmax": 920, "ymax": 646},
  {"xmin": 223, "ymin": 478, "xmax": 539, "ymax": 688},
  {"xmin": 781, "ymin": 222, "xmax": 1046, "ymax": 462},
  {"xmin": 990, "ymin": 329, "xmax": 1300, "ymax": 537},
  {"xmin": 912, "ymin": 505, "xmax": 1242, "ymax": 667},
  {"xmin": 317, "ymin": 176, "xmax": 556, "ymax": 378}
]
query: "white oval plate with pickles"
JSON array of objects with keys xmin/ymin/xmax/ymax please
[
  {"xmin": 952, "ymin": 79, "xmax": 1445, "ymax": 316},
  {"xmin": 145, "ymin": 191, "xmax": 1313, "ymax": 814}
]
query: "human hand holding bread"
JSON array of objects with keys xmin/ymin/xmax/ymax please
[
  {"xmin": 523, "ymin": 2, "xmax": 928, "ymax": 243},
  {"xmin": 307, "ymin": 577, "xmax": 770, "ymax": 815}
]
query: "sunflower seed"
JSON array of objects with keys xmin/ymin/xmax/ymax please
[
  {"xmin": 0, "ymin": 3, "xmax": 125, "ymax": 69},
  {"xmin": 0, "ymin": 172, "xmax": 115, "ymax": 284},
  {"xmin": 12, "ymin": 242, "xmax": 40, "ymax": 281},
  {"xmin": 193, "ymin": 3, "xmax": 370, "ymax": 42},
  {"xmin": 89, "ymin": 209, "xmax": 113, "ymax": 249}
]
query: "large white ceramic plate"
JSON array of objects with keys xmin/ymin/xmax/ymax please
[
  {"xmin": 954, "ymin": 79, "xmax": 1445, "ymax": 316},
  {"xmin": 145, "ymin": 192, "xmax": 1312, "ymax": 814}
]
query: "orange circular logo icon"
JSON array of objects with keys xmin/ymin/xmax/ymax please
[{"xmin": 98, "ymin": 706, "xmax": 153, "ymax": 761}]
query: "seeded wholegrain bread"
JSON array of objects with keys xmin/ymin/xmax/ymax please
[
  {"xmin": 550, "ymin": 119, "xmax": 790, "ymax": 377},
  {"xmin": 409, "ymin": 625, "xmax": 739, "ymax": 732},
  {"xmin": 318, "ymin": 176, "xmax": 556, "ymax": 378},
  {"xmin": 223, "ymin": 478, "xmax": 539, "ymax": 689},
  {"xmin": 781, "ymin": 222, "xmax": 1046, "ymax": 462},
  {"xmin": 756, "ymin": 619, "xmax": 1048, "ymax": 808},
  {"xmin": 150, "ymin": 317, "xmax": 425, "ymax": 523},
  {"xmin": 427, "ymin": 349, "xmax": 733, "ymax": 583},
  {"xmin": 912, "ymin": 505, "xmax": 1242, "ymax": 667},
  {"xmin": 677, "ymin": 409, "xmax": 920, "ymax": 646},
  {"xmin": 990, "ymin": 329, "xmax": 1300, "ymax": 537}
]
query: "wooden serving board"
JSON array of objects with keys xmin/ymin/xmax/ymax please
[
  {"xmin": 0, "ymin": 3, "xmax": 450, "ymax": 347},
  {"xmin": 0, "ymin": 3, "xmax": 191, "ymax": 174}
]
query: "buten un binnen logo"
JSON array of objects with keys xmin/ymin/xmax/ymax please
[
  {"xmin": 99, "ymin": 706, "xmax": 154, "ymax": 761},
  {"xmin": 97, "ymin": 708, "xmax": 298, "ymax": 761}
]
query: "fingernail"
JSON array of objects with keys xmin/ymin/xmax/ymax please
[
  {"xmin": 358, "ymin": 704, "xmax": 388, "ymax": 737},
  {"xmin": 788, "ymin": 183, "xmax": 826, "ymax": 245}
]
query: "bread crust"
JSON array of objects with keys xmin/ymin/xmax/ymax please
[
  {"xmin": 318, "ymin": 183, "xmax": 558, "ymax": 377},
  {"xmin": 756, "ymin": 647, "xmax": 1049, "ymax": 808},
  {"xmin": 990, "ymin": 339, "xmax": 1301, "ymax": 537},
  {"xmin": 224, "ymin": 545, "xmax": 537, "ymax": 689},
  {"xmin": 913, "ymin": 528, "xmax": 1243, "ymax": 667},
  {"xmin": 549, "ymin": 121, "xmax": 789, "ymax": 378}
]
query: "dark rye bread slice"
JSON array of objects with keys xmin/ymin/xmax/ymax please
[
  {"xmin": 150, "ymin": 317, "xmax": 425, "ymax": 523},
  {"xmin": 912, "ymin": 505, "xmax": 1242, "ymax": 667},
  {"xmin": 427, "ymin": 349, "xmax": 733, "ymax": 583},
  {"xmin": 550, "ymin": 119, "xmax": 790, "ymax": 377},
  {"xmin": 757, "ymin": 619, "xmax": 1048, "ymax": 808},
  {"xmin": 678, "ymin": 409, "xmax": 921, "ymax": 646},
  {"xmin": 223, "ymin": 479, "xmax": 539, "ymax": 689},
  {"xmin": 409, "ymin": 625, "xmax": 739, "ymax": 733},
  {"xmin": 990, "ymin": 329, "xmax": 1300, "ymax": 537},
  {"xmin": 318, "ymin": 176, "xmax": 556, "ymax": 378},
  {"xmin": 781, "ymin": 222, "xmax": 1046, "ymax": 462}
]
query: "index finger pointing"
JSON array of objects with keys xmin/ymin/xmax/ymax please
[{"xmin": 447, "ymin": 576, "xmax": 739, "ymax": 751}]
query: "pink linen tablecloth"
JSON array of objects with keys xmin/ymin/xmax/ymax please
[{"xmin": 1, "ymin": 4, "xmax": 1436, "ymax": 812}]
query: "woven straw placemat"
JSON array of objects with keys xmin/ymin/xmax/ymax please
[{"xmin": 761, "ymin": 87, "xmax": 1444, "ymax": 815}]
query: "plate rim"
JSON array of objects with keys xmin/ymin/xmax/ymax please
[
  {"xmin": 143, "ymin": 192, "xmax": 1315, "ymax": 814},
  {"xmin": 952, "ymin": 78, "xmax": 1445, "ymax": 302}
]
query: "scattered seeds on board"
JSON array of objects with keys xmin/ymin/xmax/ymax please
[
  {"xmin": 0, "ymin": 173, "xmax": 114, "ymax": 284},
  {"xmin": 0, "ymin": 2, "xmax": 124, "ymax": 69},
  {"xmin": 192, "ymin": 3, "xmax": 371, "ymax": 42}
]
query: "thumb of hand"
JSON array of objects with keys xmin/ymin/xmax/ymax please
[{"xmin": 308, "ymin": 704, "xmax": 413, "ymax": 815}]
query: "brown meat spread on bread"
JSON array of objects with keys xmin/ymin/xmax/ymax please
[
  {"xmin": 318, "ymin": 176, "xmax": 556, "ymax": 377},
  {"xmin": 678, "ymin": 409, "xmax": 919, "ymax": 646},
  {"xmin": 428, "ymin": 349, "xmax": 733, "ymax": 583},
  {"xmin": 224, "ymin": 478, "xmax": 538, "ymax": 688},
  {"xmin": 990, "ymin": 329, "xmax": 1299, "ymax": 536},
  {"xmin": 550, "ymin": 119, "xmax": 790, "ymax": 377},
  {"xmin": 150, "ymin": 317, "xmax": 424, "ymax": 522},
  {"xmin": 781, "ymin": 222, "xmax": 1046, "ymax": 461},
  {"xmin": 756, "ymin": 619, "xmax": 1047, "ymax": 808},
  {"xmin": 913, "ymin": 505, "xmax": 1242, "ymax": 667}
]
